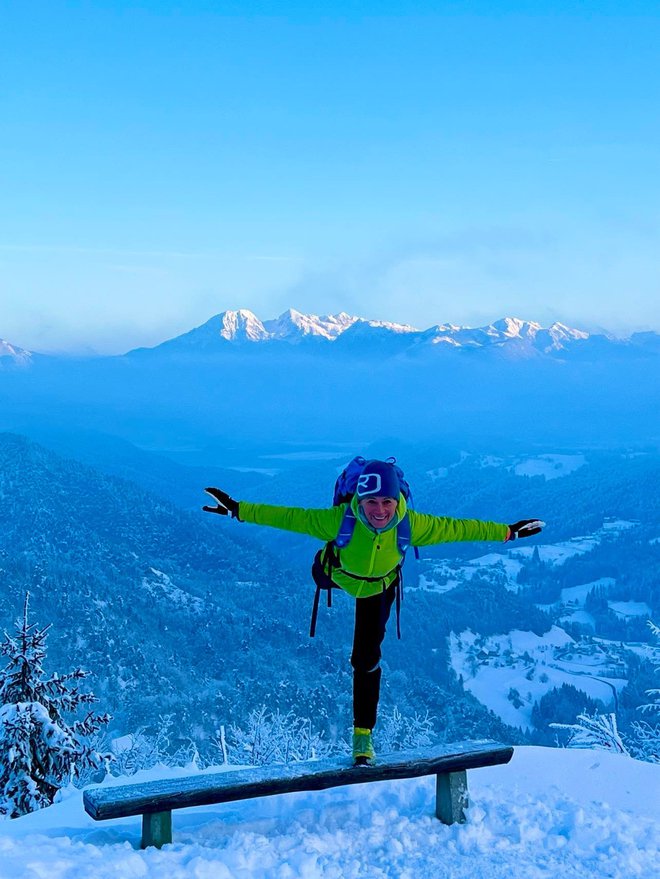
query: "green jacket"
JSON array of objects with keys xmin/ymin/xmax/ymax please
[{"xmin": 239, "ymin": 495, "xmax": 508, "ymax": 598}]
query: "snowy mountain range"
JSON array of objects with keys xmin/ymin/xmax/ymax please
[
  {"xmin": 132, "ymin": 309, "xmax": 603, "ymax": 359},
  {"xmin": 2, "ymin": 307, "xmax": 660, "ymax": 450},
  {"xmin": 146, "ymin": 308, "xmax": 417, "ymax": 351},
  {"xmin": 3, "ymin": 309, "xmax": 660, "ymax": 364}
]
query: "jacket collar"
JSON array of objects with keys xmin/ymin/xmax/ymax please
[{"xmin": 351, "ymin": 493, "xmax": 407, "ymax": 534}]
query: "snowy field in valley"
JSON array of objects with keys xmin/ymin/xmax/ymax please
[
  {"xmin": 449, "ymin": 628, "xmax": 629, "ymax": 728},
  {"xmin": 416, "ymin": 520, "xmax": 639, "ymax": 597},
  {"xmin": 425, "ymin": 452, "xmax": 587, "ymax": 483},
  {"xmin": 417, "ymin": 554, "xmax": 524, "ymax": 594},
  {"xmin": 508, "ymin": 520, "xmax": 637, "ymax": 567},
  {"xmin": 512, "ymin": 454, "xmax": 586, "ymax": 480},
  {"xmin": 560, "ymin": 578, "xmax": 616, "ymax": 607},
  {"xmin": 1, "ymin": 747, "xmax": 658, "ymax": 879}
]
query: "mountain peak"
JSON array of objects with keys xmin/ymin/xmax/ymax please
[
  {"xmin": 262, "ymin": 309, "xmax": 359, "ymax": 341},
  {"xmin": 217, "ymin": 310, "xmax": 269, "ymax": 342},
  {"xmin": 0, "ymin": 338, "xmax": 33, "ymax": 367},
  {"xmin": 491, "ymin": 317, "xmax": 542, "ymax": 337},
  {"xmin": 348, "ymin": 318, "xmax": 420, "ymax": 334},
  {"xmin": 419, "ymin": 317, "xmax": 592, "ymax": 357}
]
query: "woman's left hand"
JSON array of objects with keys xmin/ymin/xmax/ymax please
[{"xmin": 505, "ymin": 519, "xmax": 545, "ymax": 541}]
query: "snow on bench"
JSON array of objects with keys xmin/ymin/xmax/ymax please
[{"xmin": 83, "ymin": 740, "xmax": 514, "ymax": 848}]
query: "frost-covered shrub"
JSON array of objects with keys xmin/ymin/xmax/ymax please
[
  {"xmin": 225, "ymin": 705, "xmax": 436, "ymax": 765},
  {"xmin": 106, "ymin": 713, "xmax": 199, "ymax": 777},
  {"xmin": 375, "ymin": 707, "xmax": 436, "ymax": 753},
  {"xmin": 226, "ymin": 706, "xmax": 332, "ymax": 765},
  {"xmin": 550, "ymin": 711, "xmax": 629, "ymax": 754},
  {"xmin": 627, "ymin": 720, "xmax": 660, "ymax": 764},
  {"xmin": 0, "ymin": 594, "xmax": 110, "ymax": 817}
]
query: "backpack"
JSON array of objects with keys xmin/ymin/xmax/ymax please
[{"xmin": 309, "ymin": 456, "xmax": 418, "ymax": 639}]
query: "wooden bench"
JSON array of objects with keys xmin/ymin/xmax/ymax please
[{"xmin": 83, "ymin": 740, "xmax": 513, "ymax": 849}]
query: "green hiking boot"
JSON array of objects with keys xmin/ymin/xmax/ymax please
[{"xmin": 352, "ymin": 727, "xmax": 376, "ymax": 766}]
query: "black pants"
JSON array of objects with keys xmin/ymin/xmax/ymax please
[{"xmin": 350, "ymin": 581, "xmax": 396, "ymax": 730}]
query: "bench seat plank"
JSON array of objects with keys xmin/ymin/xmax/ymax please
[{"xmin": 84, "ymin": 740, "xmax": 513, "ymax": 821}]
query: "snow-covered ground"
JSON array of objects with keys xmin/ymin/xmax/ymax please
[
  {"xmin": 416, "ymin": 520, "xmax": 637, "ymax": 596},
  {"xmin": 559, "ymin": 609, "xmax": 596, "ymax": 630},
  {"xmin": 450, "ymin": 629, "xmax": 628, "ymax": 728},
  {"xmin": 560, "ymin": 578, "xmax": 616, "ymax": 607},
  {"xmin": 416, "ymin": 516, "xmax": 651, "ymax": 729},
  {"xmin": 512, "ymin": 454, "xmax": 586, "ymax": 480},
  {"xmin": 418, "ymin": 555, "xmax": 523, "ymax": 593},
  {"xmin": 510, "ymin": 520, "xmax": 638, "ymax": 567},
  {"xmin": 141, "ymin": 568, "xmax": 204, "ymax": 611},
  {"xmin": 0, "ymin": 748, "xmax": 657, "ymax": 879},
  {"xmin": 426, "ymin": 452, "xmax": 586, "ymax": 482},
  {"xmin": 609, "ymin": 601, "xmax": 653, "ymax": 619}
]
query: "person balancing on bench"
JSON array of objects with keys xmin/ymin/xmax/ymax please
[{"xmin": 203, "ymin": 457, "xmax": 544, "ymax": 766}]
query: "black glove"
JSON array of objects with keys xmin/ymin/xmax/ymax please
[
  {"xmin": 203, "ymin": 487, "xmax": 240, "ymax": 519},
  {"xmin": 506, "ymin": 519, "xmax": 545, "ymax": 541}
]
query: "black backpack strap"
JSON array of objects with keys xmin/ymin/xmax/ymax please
[
  {"xmin": 310, "ymin": 578, "xmax": 322, "ymax": 638},
  {"xmin": 310, "ymin": 545, "xmax": 339, "ymax": 638},
  {"xmin": 311, "ymin": 547, "xmax": 406, "ymax": 639}
]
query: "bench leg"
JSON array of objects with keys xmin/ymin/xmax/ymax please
[
  {"xmin": 435, "ymin": 770, "xmax": 468, "ymax": 824},
  {"xmin": 141, "ymin": 810, "xmax": 172, "ymax": 848}
]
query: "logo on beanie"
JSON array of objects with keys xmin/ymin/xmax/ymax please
[{"xmin": 357, "ymin": 473, "xmax": 381, "ymax": 496}]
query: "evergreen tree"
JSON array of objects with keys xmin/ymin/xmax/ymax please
[
  {"xmin": 0, "ymin": 593, "xmax": 111, "ymax": 817},
  {"xmin": 531, "ymin": 683, "xmax": 605, "ymax": 735}
]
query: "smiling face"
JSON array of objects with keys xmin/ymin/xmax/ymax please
[{"xmin": 359, "ymin": 496, "xmax": 398, "ymax": 529}]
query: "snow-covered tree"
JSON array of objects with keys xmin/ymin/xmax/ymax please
[
  {"xmin": 628, "ymin": 620, "xmax": 660, "ymax": 762},
  {"xmin": 550, "ymin": 711, "xmax": 629, "ymax": 754},
  {"xmin": 627, "ymin": 720, "xmax": 660, "ymax": 763},
  {"xmin": 637, "ymin": 621, "xmax": 660, "ymax": 717},
  {"xmin": 0, "ymin": 593, "xmax": 111, "ymax": 817}
]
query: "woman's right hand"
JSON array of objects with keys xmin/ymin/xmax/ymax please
[{"xmin": 203, "ymin": 488, "xmax": 240, "ymax": 518}]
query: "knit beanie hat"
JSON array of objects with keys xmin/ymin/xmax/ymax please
[{"xmin": 355, "ymin": 460, "xmax": 401, "ymax": 500}]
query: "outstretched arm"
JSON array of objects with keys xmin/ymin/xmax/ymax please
[
  {"xmin": 411, "ymin": 512, "xmax": 508, "ymax": 546},
  {"xmin": 203, "ymin": 488, "xmax": 342, "ymax": 541},
  {"xmin": 239, "ymin": 501, "xmax": 342, "ymax": 541},
  {"xmin": 410, "ymin": 512, "xmax": 545, "ymax": 546}
]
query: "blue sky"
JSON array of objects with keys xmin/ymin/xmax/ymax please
[{"xmin": 2, "ymin": 1, "xmax": 660, "ymax": 353}]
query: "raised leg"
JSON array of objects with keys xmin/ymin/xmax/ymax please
[
  {"xmin": 435, "ymin": 770, "xmax": 468, "ymax": 824},
  {"xmin": 141, "ymin": 810, "xmax": 172, "ymax": 848}
]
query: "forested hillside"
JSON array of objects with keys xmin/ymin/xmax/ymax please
[
  {"xmin": 1, "ymin": 432, "xmax": 658, "ymax": 757},
  {"xmin": 0, "ymin": 433, "xmax": 524, "ymax": 752}
]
